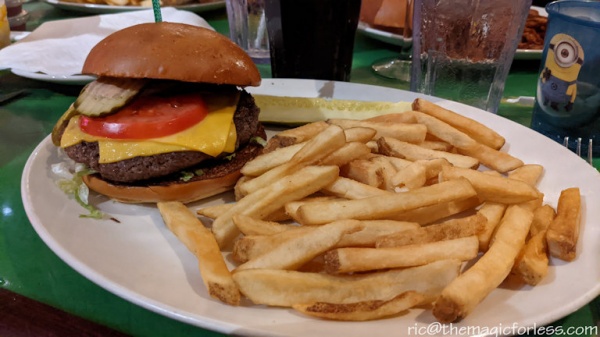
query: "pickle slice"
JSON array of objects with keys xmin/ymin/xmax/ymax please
[
  {"xmin": 74, "ymin": 77, "xmax": 147, "ymax": 117},
  {"xmin": 254, "ymin": 94, "xmax": 413, "ymax": 125}
]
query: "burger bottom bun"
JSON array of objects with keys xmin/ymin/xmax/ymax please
[
  {"xmin": 83, "ymin": 170, "xmax": 242, "ymax": 204},
  {"xmin": 82, "ymin": 125, "xmax": 266, "ymax": 204}
]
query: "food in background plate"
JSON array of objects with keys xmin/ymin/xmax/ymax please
[
  {"xmin": 51, "ymin": 22, "xmax": 265, "ymax": 205},
  {"xmin": 360, "ymin": 0, "xmax": 408, "ymax": 34},
  {"xmin": 519, "ymin": 8, "xmax": 547, "ymax": 50}
]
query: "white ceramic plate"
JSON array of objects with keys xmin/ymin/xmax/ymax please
[
  {"xmin": 359, "ymin": 6, "xmax": 547, "ymax": 60},
  {"xmin": 23, "ymin": 79, "xmax": 600, "ymax": 337},
  {"xmin": 43, "ymin": 0, "xmax": 224, "ymax": 14},
  {"xmin": 11, "ymin": 68, "xmax": 95, "ymax": 85},
  {"xmin": 357, "ymin": 21, "xmax": 411, "ymax": 48}
]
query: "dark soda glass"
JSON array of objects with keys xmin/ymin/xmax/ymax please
[{"xmin": 264, "ymin": 0, "xmax": 361, "ymax": 81}]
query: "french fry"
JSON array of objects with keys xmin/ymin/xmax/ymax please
[
  {"xmin": 390, "ymin": 161, "xmax": 426, "ymax": 190},
  {"xmin": 322, "ymin": 176, "xmax": 392, "ymax": 200},
  {"xmin": 379, "ymin": 155, "xmax": 413, "ymax": 171},
  {"xmin": 412, "ymin": 110, "xmax": 521, "ymax": 172},
  {"xmin": 546, "ymin": 187, "xmax": 581, "ymax": 261},
  {"xmin": 233, "ymin": 220, "xmax": 420, "ymax": 262},
  {"xmin": 377, "ymin": 137, "xmax": 480, "ymax": 169},
  {"xmin": 530, "ymin": 204, "xmax": 556, "ymax": 236},
  {"xmin": 324, "ymin": 236, "xmax": 479, "ymax": 273},
  {"xmin": 232, "ymin": 226, "xmax": 315, "ymax": 263},
  {"xmin": 343, "ymin": 127, "xmax": 378, "ymax": 143},
  {"xmin": 237, "ymin": 124, "xmax": 346, "ymax": 196},
  {"xmin": 457, "ymin": 142, "xmax": 524, "ymax": 173},
  {"xmin": 327, "ymin": 119, "xmax": 427, "ymax": 144},
  {"xmin": 340, "ymin": 159, "xmax": 383, "ymax": 188},
  {"xmin": 285, "ymin": 196, "xmax": 342, "ymax": 223},
  {"xmin": 368, "ymin": 155, "xmax": 400, "ymax": 191},
  {"xmin": 235, "ymin": 220, "xmax": 365, "ymax": 271},
  {"xmin": 412, "ymin": 98, "xmax": 505, "ymax": 150},
  {"xmin": 199, "ymin": 203, "xmax": 292, "ymax": 222},
  {"xmin": 293, "ymin": 291, "xmax": 425, "ymax": 321},
  {"xmin": 391, "ymin": 196, "xmax": 482, "ymax": 225},
  {"xmin": 196, "ymin": 203, "xmax": 233, "ymax": 219},
  {"xmin": 391, "ymin": 158, "xmax": 450, "ymax": 189},
  {"xmin": 296, "ymin": 178, "xmax": 478, "ymax": 226},
  {"xmin": 243, "ymin": 128, "xmax": 375, "ymax": 177},
  {"xmin": 232, "ymin": 214, "xmax": 295, "ymax": 236},
  {"xmin": 410, "ymin": 111, "xmax": 478, "ymax": 149},
  {"xmin": 241, "ymin": 142, "xmax": 305, "ymax": 177},
  {"xmin": 157, "ymin": 201, "xmax": 241, "ymax": 305},
  {"xmin": 320, "ymin": 142, "xmax": 372, "ymax": 167},
  {"xmin": 366, "ymin": 112, "xmax": 416, "ymax": 124},
  {"xmin": 508, "ymin": 164, "xmax": 544, "ymax": 187},
  {"xmin": 212, "ymin": 165, "xmax": 340, "ymax": 247},
  {"xmin": 232, "ymin": 259, "xmax": 462, "ymax": 307},
  {"xmin": 512, "ymin": 230, "xmax": 550, "ymax": 286},
  {"xmin": 476, "ymin": 202, "xmax": 508, "ymax": 252},
  {"xmin": 440, "ymin": 165, "xmax": 541, "ymax": 204},
  {"xmin": 418, "ymin": 140, "xmax": 454, "ymax": 152},
  {"xmin": 263, "ymin": 121, "xmax": 329, "ymax": 153},
  {"xmin": 432, "ymin": 205, "xmax": 533, "ymax": 323},
  {"xmin": 511, "ymin": 201, "xmax": 555, "ymax": 286},
  {"xmin": 376, "ymin": 214, "xmax": 486, "ymax": 248},
  {"xmin": 337, "ymin": 220, "xmax": 420, "ymax": 247}
]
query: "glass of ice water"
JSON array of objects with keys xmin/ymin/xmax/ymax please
[{"xmin": 410, "ymin": 0, "xmax": 532, "ymax": 113}]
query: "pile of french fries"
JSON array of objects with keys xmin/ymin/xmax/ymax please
[{"xmin": 157, "ymin": 98, "xmax": 582, "ymax": 323}]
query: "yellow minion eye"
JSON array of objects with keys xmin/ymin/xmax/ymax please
[{"xmin": 554, "ymin": 41, "xmax": 579, "ymax": 67}]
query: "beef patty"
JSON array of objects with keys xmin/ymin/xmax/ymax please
[{"xmin": 63, "ymin": 90, "xmax": 261, "ymax": 183}]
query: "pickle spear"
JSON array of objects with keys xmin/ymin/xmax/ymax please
[{"xmin": 254, "ymin": 94, "xmax": 413, "ymax": 125}]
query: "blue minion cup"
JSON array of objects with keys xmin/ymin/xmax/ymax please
[{"xmin": 531, "ymin": 0, "xmax": 600, "ymax": 156}]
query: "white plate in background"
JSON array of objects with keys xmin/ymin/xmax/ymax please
[
  {"xmin": 11, "ymin": 68, "xmax": 95, "ymax": 85},
  {"xmin": 43, "ymin": 0, "xmax": 224, "ymax": 14},
  {"xmin": 359, "ymin": 6, "xmax": 548, "ymax": 60},
  {"xmin": 357, "ymin": 21, "xmax": 411, "ymax": 48}
]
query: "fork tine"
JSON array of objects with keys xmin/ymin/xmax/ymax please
[
  {"xmin": 588, "ymin": 139, "xmax": 593, "ymax": 166},
  {"xmin": 563, "ymin": 136, "xmax": 594, "ymax": 166}
]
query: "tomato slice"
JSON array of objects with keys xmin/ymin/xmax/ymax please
[{"xmin": 79, "ymin": 93, "xmax": 209, "ymax": 139}]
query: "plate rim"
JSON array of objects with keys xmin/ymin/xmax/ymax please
[
  {"xmin": 10, "ymin": 68, "xmax": 96, "ymax": 85},
  {"xmin": 42, "ymin": 0, "xmax": 225, "ymax": 14},
  {"xmin": 21, "ymin": 78, "xmax": 600, "ymax": 336}
]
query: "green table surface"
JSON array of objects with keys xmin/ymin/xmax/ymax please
[{"xmin": 0, "ymin": 2, "xmax": 598, "ymax": 336}]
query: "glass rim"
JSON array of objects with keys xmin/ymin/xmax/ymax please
[{"xmin": 546, "ymin": 0, "xmax": 600, "ymax": 28}]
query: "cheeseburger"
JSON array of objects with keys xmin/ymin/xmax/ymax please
[{"xmin": 51, "ymin": 22, "xmax": 266, "ymax": 204}]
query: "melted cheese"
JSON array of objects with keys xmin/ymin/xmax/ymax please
[{"xmin": 60, "ymin": 93, "xmax": 239, "ymax": 164}]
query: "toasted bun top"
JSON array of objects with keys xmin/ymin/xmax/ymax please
[{"xmin": 82, "ymin": 22, "xmax": 261, "ymax": 87}]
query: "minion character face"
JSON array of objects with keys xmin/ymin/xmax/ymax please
[{"xmin": 539, "ymin": 33, "xmax": 584, "ymax": 113}]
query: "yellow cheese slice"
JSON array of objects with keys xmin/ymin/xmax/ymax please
[{"xmin": 60, "ymin": 92, "xmax": 239, "ymax": 164}]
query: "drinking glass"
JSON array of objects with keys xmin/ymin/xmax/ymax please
[
  {"xmin": 226, "ymin": 0, "xmax": 270, "ymax": 64},
  {"xmin": 530, "ymin": 0, "xmax": 600, "ymax": 156},
  {"xmin": 264, "ymin": 0, "xmax": 361, "ymax": 81},
  {"xmin": 410, "ymin": 0, "xmax": 532, "ymax": 113}
]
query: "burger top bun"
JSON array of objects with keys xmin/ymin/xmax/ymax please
[{"xmin": 82, "ymin": 22, "xmax": 261, "ymax": 87}]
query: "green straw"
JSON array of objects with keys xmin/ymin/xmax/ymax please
[{"xmin": 152, "ymin": 0, "xmax": 162, "ymax": 22}]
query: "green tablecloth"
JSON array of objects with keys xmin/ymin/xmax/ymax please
[{"xmin": 0, "ymin": 2, "xmax": 597, "ymax": 336}]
